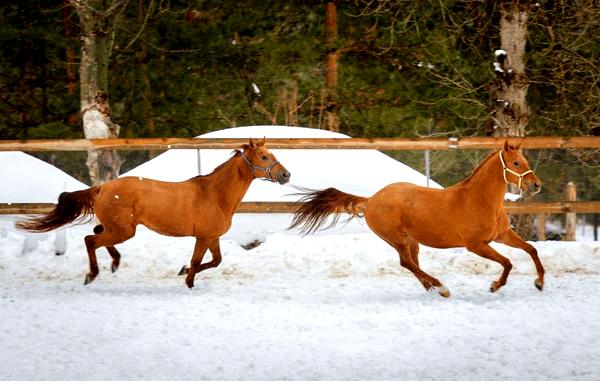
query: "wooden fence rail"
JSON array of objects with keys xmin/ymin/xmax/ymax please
[
  {"xmin": 2, "ymin": 136, "xmax": 599, "ymax": 215},
  {"xmin": 1, "ymin": 136, "xmax": 600, "ymax": 151},
  {"xmin": 3, "ymin": 201, "xmax": 600, "ymax": 215}
]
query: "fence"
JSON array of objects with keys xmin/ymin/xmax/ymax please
[{"xmin": 2, "ymin": 136, "xmax": 600, "ymax": 240}]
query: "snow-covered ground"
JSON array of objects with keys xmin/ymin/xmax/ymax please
[
  {"xmin": 1, "ymin": 220, "xmax": 600, "ymax": 381},
  {"xmin": 2, "ymin": 126, "xmax": 600, "ymax": 380}
]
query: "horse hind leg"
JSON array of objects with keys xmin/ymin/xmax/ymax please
[
  {"xmin": 94, "ymin": 224, "xmax": 121, "ymax": 273},
  {"xmin": 84, "ymin": 225, "xmax": 135, "ymax": 285},
  {"xmin": 387, "ymin": 234, "xmax": 449, "ymax": 297}
]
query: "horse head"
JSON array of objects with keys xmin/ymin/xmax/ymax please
[
  {"xmin": 240, "ymin": 137, "xmax": 291, "ymax": 184},
  {"xmin": 499, "ymin": 140, "xmax": 542, "ymax": 195}
]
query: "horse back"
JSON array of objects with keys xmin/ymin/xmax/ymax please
[{"xmin": 94, "ymin": 176, "xmax": 226, "ymax": 237}]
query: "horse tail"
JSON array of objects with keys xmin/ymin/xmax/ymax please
[
  {"xmin": 289, "ymin": 187, "xmax": 368, "ymax": 235},
  {"xmin": 15, "ymin": 186, "xmax": 101, "ymax": 232}
]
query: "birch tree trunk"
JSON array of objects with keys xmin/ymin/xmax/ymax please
[
  {"xmin": 69, "ymin": 0, "xmax": 128, "ymax": 185},
  {"xmin": 491, "ymin": 1, "xmax": 531, "ymax": 137},
  {"xmin": 491, "ymin": 1, "xmax": 535, "ymax": 239}
]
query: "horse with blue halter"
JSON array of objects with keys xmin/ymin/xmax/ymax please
[{"xmin": 17, "ymin": 138, "xmax": 291, "ymax": 288}]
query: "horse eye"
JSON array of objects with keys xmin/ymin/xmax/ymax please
[
  {"xmin": 513, "ymin": 161, "xmax": 520, "ymax": 166},
  {"xmin": 261, "ymin": 155, "xmax": 268, "ymax": 161}
]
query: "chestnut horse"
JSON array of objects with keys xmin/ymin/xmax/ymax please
[
  {"xmin": 17, "ymin": 138, "xmax": 290, "ymax": 288},
  {"xmin": 290, "ymin": 141, "xmax": 544, "ymax": 297}
]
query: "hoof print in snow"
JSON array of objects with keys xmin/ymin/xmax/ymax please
[{"xmin": 241, "ymin": 239, "xmax": 263, "ymax": 250}]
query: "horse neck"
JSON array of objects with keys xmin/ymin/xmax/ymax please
[
  {"xmin": 458, "ymin": 152, "xmax": 507, "ymax": 203},
  {"xmin": 209, "ymin": 154, "xmax": 254, "ymax": 210}
]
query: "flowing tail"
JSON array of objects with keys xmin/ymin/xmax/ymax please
[
  {"xmin": 15, "ymin": 186, "xmax": 101, "ymax": 232},
  {"xmin": 289, "ymin": 187, "xmax": 368, "ymax": 235}
]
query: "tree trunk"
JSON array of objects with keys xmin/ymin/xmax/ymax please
[
  {"xmin": 491, "ymin": 1, "xmax": 531, "ymax": 137},
  {"xmin": 138, "ymin": 0, "xmax": 155, "ymax": 135},
  {"xmin": 492, "ymin": 1, "xmax": 535, "ymax": 239},
  {"xmin": 63, "ymin": 0, "xmax": 76, "ymax": 96},
  {"xmin": 70, "ymin": 0, "xmax": 128, "ymax": 185},
  {"xmin": 324, "ymin": 1, "xmax": 339, "ymax": 132}
]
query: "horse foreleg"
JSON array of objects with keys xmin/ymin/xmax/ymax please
[
  {"xmin": 408, "ymin": 236, "xmax": 420, "ymax": 268},
  {"xmin": 496, "ymin": 229, "xmax": 545, "ymax": 291},
  {"xmin": 178, "ymin": 238, "xmax": 222, "ymax": 276},
  {"xmin": 185, "ymin": 238, "xmax": 210, "ymax": 288},
  {"xmin": 466, "ymin": 242, "xmax": 513, "ymax": 292},
  {"xmin": 196, "ymin": 239, "xmax": 222, "ymax": 272}
]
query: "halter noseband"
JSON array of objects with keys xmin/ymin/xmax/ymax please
[
  {"xmin": 241, "ymin": 152, "xmax": 280, "ymax": 182},
  {"xmin": 499, "ymin": 149, "xmax": 534, "ymax": 192}
]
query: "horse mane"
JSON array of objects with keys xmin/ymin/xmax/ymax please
[
  {"xmin": 459, "ymin": 149, "xmax": 499, "ymax": 184},
  {"xmin": 191, "ymin": 148, "xmax": 245, "ymax": 179}
]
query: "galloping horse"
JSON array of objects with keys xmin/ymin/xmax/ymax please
[
  {"xmin": 17, "ymin": 138, "xmax": 290, "ymax": 288},
  {"xmin": 290, "ymin": 141, "xmax": 544, "ymax": 297}
]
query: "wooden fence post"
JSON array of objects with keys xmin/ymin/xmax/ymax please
[
  {"xmin": 536, "ymin": 214, "xmax": 546, "ymax": 241},
  {"xmin": 565, "ymin": 182, "xmax": 577, "ymax": 241}
]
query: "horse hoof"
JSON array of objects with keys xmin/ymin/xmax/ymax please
[
  {"xmin": 436, "ymin": 286, "xmax": 451, "ymax": 298},
  {"xmin": 55, "ymin": 251, "xmax": 64, "ymax": 256},
  {"xmin": 489, "ymin": 281, "xmax": 501, "ymax": 293},
  {"xmin": 111, "ymin": 263, "xmax": 119, "ymax": 273},
  {"xmin": 84, "ymin": 273, "xmax": 96, "ymax": 285},
  {"xmin": 535, "ymin": 279, "xmax": 544, "ymax": 291},
  {"xmin": 178, "ymin": 265, "xmax": 189, "ymax": 276}
]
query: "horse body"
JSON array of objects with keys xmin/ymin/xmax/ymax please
[
  {"xmin": 291, "ymin": 141, "xmax": 544, "ymax": 297},
  {"xmin": 366, "ymin": 157, "xmax": 510, "ymax": 249},
  {"xmin": 17, "ymin": 139, "xmax": 290, "ymax": 288},
  {"xmin": 95, "ymin": 163, "xmax": 251, "ymax": 239}
]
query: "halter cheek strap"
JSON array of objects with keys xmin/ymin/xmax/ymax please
[
  {"xmin": 241, "ymin": 153, "xmax": 280, "ymax": 183},
  {"xmin": 499, "ymin": 149, "xmax": 533, "ymax": 192}
]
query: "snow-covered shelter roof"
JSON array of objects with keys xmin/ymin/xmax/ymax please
[
  {"xmin": 0, "ymin": 152, "xmax": 88, "ymax": 203},
  {"xmin": 122, "ymin": 126, "xmax": 441, "ymax": 201}
]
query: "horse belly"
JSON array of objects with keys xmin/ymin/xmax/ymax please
[
  {"xmin": 366, "ymin": 188, "xmax": 465, "ymax": 249},
  {"xmin": 137, "ymin": 201, "xmax": 196, "ymax": 237}
]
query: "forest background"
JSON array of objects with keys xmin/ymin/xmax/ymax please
[{"xmin": 1, "ymin": 1, "xmax": 599, "ymax": 231}]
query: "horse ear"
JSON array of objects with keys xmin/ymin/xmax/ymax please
[
  {"xmin": 248, "ymin": 138, "xmax": 257, "ymax": 148},
  {"xmin": 258, "ymin": 136, "xmax": 266, "ymax": 146},
  {"xmin": 503, "ymin": 140, "xmax": 510, "ymax": 151},
  {"xmin": 515, "ymin": 141, "xmax": 523, "ymax": 150}
]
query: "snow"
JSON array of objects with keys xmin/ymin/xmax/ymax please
[
  {"xmin": 2, "ymin": 127, "xmax": 600, "ymax": 380},
  {"xmin": 82, "ymin": 109, "xmax": 118, "ymax": 138},
  {"xmin": 1, "ymin": 223, "xmax": 600, "ymax": 380},
  {"xmin": 0, "ymin": 152, "xmax": 88, "ymax": 255},
  {"xmin": 0, "ymin": 152, "xmax": 87, "ymax": 203}
]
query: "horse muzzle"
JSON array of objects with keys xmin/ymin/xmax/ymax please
[
  {"xmin": 277, "ymin": 170, "xmax": 291, "ymax": 185},
  {"xmin": 527, "ymin": 180, "xmax": 542, "ymax": 195}
]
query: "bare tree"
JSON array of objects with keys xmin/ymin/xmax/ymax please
[
  {"xmin": 324, "ymin": 1, "xmax": 340, "ymax": 132},
  {"xmin": 69, "ymin": 0, "xmax": 129, "ymax": 185}
]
